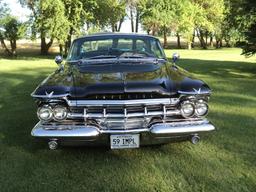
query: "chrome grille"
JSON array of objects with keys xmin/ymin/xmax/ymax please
[
  {"xmin": 68, "ymin": 105, "xmax": 180, "ymax": 119},
  {"xmin": 66, "ymin": 98, "xmax": 181, "ymax": 130}
]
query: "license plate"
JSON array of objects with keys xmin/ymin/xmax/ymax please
[{"xmin": 110, "ymin": 134, "xmax": 140, "ymax": 149}]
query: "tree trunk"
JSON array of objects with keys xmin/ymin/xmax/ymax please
[
  {"xmin": 41, "ymin": 37, "xmax": 53, "ymax": 55},
  {"xmin": 177, "ymin": 33, "xmax": 181, "ymax": 49},
  {"xmin": 191, "ymin": 30, "xmax": 195, "ymax": 48},
  {"xmin": 0, "ymin": 38, "xmax": 12, "ymax": 56},
  {"xmin": 130, "ymin": 9, "xmax": 134, "ymax": 32},
  {"xmin": 152, "ymin": 29, "xmax": 156, "ymax": 36},
  {"xmin": 135, "ymin": 9, "xmax": 139, "ymax": 33},
  {"xmin": 117, "ymin": 17, "xmax": 124, "ymax": 32},
  {"xmin": 215, "ymin": 37, "xmax": 220, "ymax": 48},
  {"xmin": 225, "ymin": 39, "xmax": 231, "ymax": 47},
  {"xmin": 64, "ymin": 28, "xmax": 74, "ymax": 56},
  {"xmin": 205, "ymin": 31, "xmax": 208, "ymax": 46},
  {"xmin": 59, "ymin": 44, "xmax": 63, "ymax": 55},
  {"xmin": 10, "ymin": 40, "xmax": 17, "ymax": 56},
  {"xmin": 163, "ymin": 27, "xmax": 167, "ymax": 48},
  {"xmin": 111, "ymin": 24, "xmax": 116, "ymax": 32},
  {"xmin": 197, "ymin": 29, "xmax": 207, "ymax": 49},
  {"xmin": 187, "ymin": 42, "xmax": 191, "ymax": 50},
  {"xmin": 210, "ymin": 35, "xmax": 213, "ymax": 47}
]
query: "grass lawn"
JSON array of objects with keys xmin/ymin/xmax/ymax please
[{"xmin": 0, "ymin": 48, "xmax": 255, "ymax": 192}]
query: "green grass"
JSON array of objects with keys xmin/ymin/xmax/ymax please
[{"xmin": 0, "ymin": 48, "xmax": 256, "ymax": 192}]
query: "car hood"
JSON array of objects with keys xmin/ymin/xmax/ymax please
[{"xmin": 31, "ymin": 59, "xmax": 211, "ymax": 99}]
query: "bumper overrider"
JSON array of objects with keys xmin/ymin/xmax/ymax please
[{"xmin": 31, "ymin": 120, "xmax": 215, "ymax": 149}]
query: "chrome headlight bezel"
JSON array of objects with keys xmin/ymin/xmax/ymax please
[
  {"xmin": 194, "ymin": 100, "xmax": 208, "ymax": 117},
  {"xmin": 37, "ymin": 105, "xmax": 53, "ymax": 122},
  {"xmin": 52, "ymin": 105, "xmax": 68, "ymax": 121},
  {"xmin": 180, "ymin": 101, "xmax": 195, "ymax": 118}
]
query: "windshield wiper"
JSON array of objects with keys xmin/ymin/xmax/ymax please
[{"xmin": 86, "ymin": 55, "xmax": 117, "ymax": 60}]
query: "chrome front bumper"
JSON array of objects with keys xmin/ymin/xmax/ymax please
[{"xmin": 31, "ymin": 120, "xmax": 215, "ymax": 146}]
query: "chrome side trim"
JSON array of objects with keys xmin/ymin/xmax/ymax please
[{"xmin": 66, "ymin": 98, "xmax": 179, "ymax": 106}]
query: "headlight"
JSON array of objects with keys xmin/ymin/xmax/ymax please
[
  {"xmin": 195, "ymin": 100, "xmax": 208, "ymax": 117},
  {"xmin": 37, "ymin": 105, "xmax": 53, "ymax": 121},
  {"xmin": 180, "ymin": 101, "xmax": 194, "ymax": 118},
  {"xmin": 53, "ymin": 105, "xmax": 68, "ymax": 121}
]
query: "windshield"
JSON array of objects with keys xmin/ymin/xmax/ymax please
[{"xmin": 67, "ymin": 35, "xmax": 166, "ymax": 61}]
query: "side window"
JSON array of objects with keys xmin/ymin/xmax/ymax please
[
  {"xmin": 135, "ymin": 39, "xmax": 147, "ymax": 52},
  {"xmin": 150, "ymin": 40, "xmax": 164, "ymax": 58}
]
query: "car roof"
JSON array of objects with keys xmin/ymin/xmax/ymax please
[{"xmin": 74, "ymin": 32, "xmax": 158, "ymax": 41}]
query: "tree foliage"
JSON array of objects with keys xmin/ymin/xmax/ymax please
[
  {"xmin": 90, "ymin": 0, "xmax": 126, "ymax": 32},
  {"xmin": 0, "ymin": 1, "xmax": 26, "ymax": 56},
  {"xmin": 241, "ymin": 0, "xmax": 256, "ymax": 56},
  {"xmin": 3, "ymin": 0, "xmax": 255, "ymax": 55}
]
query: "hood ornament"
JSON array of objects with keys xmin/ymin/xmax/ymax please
[
  {"xmin": 193, "ymin": 88, "xmax": 201, "ymax": 94},
  {"xmin": 45, "ymin": 91, "xmax": 54, "ymax": 97}
]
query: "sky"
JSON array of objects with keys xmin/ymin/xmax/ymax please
[
  {"xmin": 3, "ymin": 0, "xmax": 144, "ymax": 33},
  {"xmin": 2, "ymin": 0, "xmax": 30, "ymax": 22}
]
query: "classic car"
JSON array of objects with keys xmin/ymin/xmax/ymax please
[{"xmin": 31, "ymin": 33, "xmax": 215, "ymax": 150}]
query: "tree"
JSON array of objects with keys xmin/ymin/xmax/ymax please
[
  {"xmin": 140, "ymin": 0, "xmax": 161, "ymax": 35},
  {"xmin": 0, "ymin": 1, "xmax": 26, "ymax": 56},
  {"xmin": 0, "ymin": 16, "xmax": 27, "ymax": 56},
  {"xmin": 192, "ymin": 0, "xmax": 225, "ymax": 49},
  {"xmin": 141, "ymin": 0, "xmax": 193, "ymax": 48},
  {"xmin": 62, "ymin": 0, "xmax": 92, "ymax": 55},
  {"xmin": 89, "ymin": 0, "xmax": 126, "ymax": 32},
  {"xmin": 20, "ymin": 0, "xmax": 70, "ymax": 55},
  {"xmin": 140, "ymin": 0, "xmax": 177, "ymax": 47},
  {"xmin": 0, "ymin": 0, "xmax": 10, "ymax": 54},
  {"xmin": 177, "ymin": 0, "xmax": 198, "ymax": 49},
  {"xmin": 37, "ymin": 0, "xmax": 70, "ymax": 55},
  {"xmin": 126, "ymin": 0, "xmax": 146, "ymax": 33},
  {"xmin": 241, "ymin": 0, "xmax": 256, "ymax": 56}
]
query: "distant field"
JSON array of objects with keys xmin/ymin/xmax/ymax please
[
  {"xmin": 0, "ymin": 48, "xmax": 255, "ymax": 192},
  {"xmin": 0, "ymin": 36, "xmax": 205, "ymax": 56}
]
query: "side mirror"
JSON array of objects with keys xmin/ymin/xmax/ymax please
[
  {"xmin": 55, "ymin": 55, "xmax": 63, "ymax": 65},
  {"xmin": 172, "ymin": 53, "xmax": 180, "ymax": 63}
]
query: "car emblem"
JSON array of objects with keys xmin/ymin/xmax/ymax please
[
  {"xmin": 193, "ymin": 88, "xmax": 201, "ymax": 94},
  {"xmin": 45, "ymin": 91, "xmax": 54, "ymax": 97}
]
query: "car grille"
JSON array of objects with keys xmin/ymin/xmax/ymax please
[{"xmin": 67, "ymin": 101, "xmax": 181, "ymax": 130}]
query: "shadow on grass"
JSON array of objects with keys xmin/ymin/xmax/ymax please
[
  {"xmin": 0, "ymin": 52, "xmax": 57, "ymax": 61},
  {"xmin": 0, "ymin": 57, "xmax": 256, "ymax": 191},
  {"xmin": 178, "ymin": 58, "xmax": 256, "ymax": 79}
]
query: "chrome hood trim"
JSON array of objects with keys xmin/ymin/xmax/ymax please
[{"xmin": 66, "ymin": 98, "xmax": 179, "ymax": 107}]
